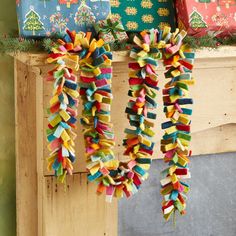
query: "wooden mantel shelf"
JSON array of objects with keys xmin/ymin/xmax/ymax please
[
  {"xmin": 13, "ymin": 46, "xmax": 236, "ymax": 236},
  {"xmin": 12, "ymin": 46, "xmax": 236, "ymax": 166},
  {"xmin": 11, "ymin": 46, "xmax": 236, "ymax": 66}
]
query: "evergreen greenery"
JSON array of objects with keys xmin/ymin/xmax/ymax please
[{"xmin": 0, "ymin": 34, "xmax": 235, "ymax": 54}]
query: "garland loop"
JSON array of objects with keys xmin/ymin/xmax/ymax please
[{"xmin": 46, "ymin": 27, "xmax": 195, "ymax": 220}]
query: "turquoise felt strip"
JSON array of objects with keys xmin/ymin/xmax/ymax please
[
  {"xmin": 163, "ymin": 132, "xmax": 177, "ymax": 141},
  {"xmin": 170, "ymin": 190, "xmax": 179, "ymax": 201},
  {"xmin": 147, "ymin": 112, "xmax": 156, "ymax": 119},
  {"xmin": 88, "ymin": 171, "xmax": 102, "ymax": 182},
  {"xmin": 181, "ymin": 108, "xmax": 192, "ymax": 115},
  {"xmin": 47, "ymin": 134, "xmax": 56, "ymax": 142},
  {"xmin": 133, "ymin": 165, "xmax": 146, "ymax": 176},
  {"xmin": 60, "ymin": 122, "xmax": 70, "ymax": 129},
  {"xmin": 184, "ymin": 52, "xmax": 195, "ymax": 59},
  {"xmin": 124, "ymin": 128, "xmax": 141, "ymax": 135}
]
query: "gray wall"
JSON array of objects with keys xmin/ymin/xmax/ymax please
[{"xmin": 119, "ymin": 153, "xmax": 236, "ymax": 236}]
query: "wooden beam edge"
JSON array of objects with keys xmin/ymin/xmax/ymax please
[{"xmin": 9, "ymin": 46, "xmax": 236, "ymax": 66}]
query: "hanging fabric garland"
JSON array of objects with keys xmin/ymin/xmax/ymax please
[
  {"xmin": 78, "ymin": 29, "xmax": 159, "ymax": 202},
  {"xmin": 46, "ymin": 30, "xmax": 81, "ymax": 182},
  {"xmin": 160, "ymin": 28, "xmax": 195, "ymax": 220},
  {"xmin": 45, "ymin": 26, "xmax": 195, "ymax": 220}
]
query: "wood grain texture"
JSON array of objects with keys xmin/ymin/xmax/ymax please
[
  {"xmin": 43, "ymin": 174, "xmax": 117, "ymax": 236},
  {"xmin": 15, "ymin": 59, "xmax": 38, "ymax": 236},
  {"xmin": 191, "ymin": 124, "xmax": 236, "ymax": 156}
]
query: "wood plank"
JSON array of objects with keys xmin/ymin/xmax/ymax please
[
  {"xmin": 191, "ymin": 124, "xmax": 236, "ymax": 156},
  {"xmin": 35, "ymin": 66, "xmax": 44, "ymax": 236},
  {"xmin": 15, "ymin": 59, "xmax": 38, "ymax": 236},
  {"xmin": 42, "ymin": 174, "xmax": 117, "ymax": 236}
]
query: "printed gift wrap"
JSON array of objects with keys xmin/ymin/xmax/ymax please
[
  {"xmin": 110, "ymin": 0, "xmax": 176, "ymax": 32},
  {"xmin": 16, "ymin": 0, "xmax": 111, "ymax": 37},
  {"xmin": 176, "ymin": 0, "xmax": 236, "ymax": 37},
  {"xmin": 94, "ymin": 18, "xmax": 128, "ymax": 44}
]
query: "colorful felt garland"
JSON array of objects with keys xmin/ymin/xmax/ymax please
[
  {"xmin": 46, "ymin": 30, "xmax": 81, "ymax": 182},
  {"xmin": 159, "ymin": 28, "xmax": 195, "ymax": 220},
  {"xmin": 45, "ymin": 27, "xmax": 194, "ymax": 220},
  {"xmin": 78, "ymin": 29, "xmax": 160, "ymax": 202}
]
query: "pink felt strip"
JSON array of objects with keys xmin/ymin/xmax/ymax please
[
  {"xmin": 143, "ymin": 34, "xmax": 150, "ymax": 44},
  {"xmin": 101, "ymin": 67, "xmax": 112, "ymax": 74},
  {"xmin": 86, "ymin": 147, "xmax": 95, "ymax": 155},
  {"xmin": 127, "ymin": 171, "xmax": 134, "ymax": 179},
  {"xmin": 66, "ymin": 107, "xmax": 77, "ymax": 117},
  {"xmin": 137, "ymin": 97, "xmax": 145, "ymax": 103},
  {"xmin": 59, "ymin": 45, "xmax": 67, "ymax": 52},
  {"xmin": 145, "ymin": 64, "xmax": 155, "ymax": 75},
  {"xmin": 100, "ymin": 167, "xmax": 110, "ymax": 176},
  {"xmin": 49, "ymin": 138, "xmax": 61, "ymax": 152},
  {"xmin": 165, "ymin": 149, "xmax": 176, "ymax": 159},
  {"xmin": 97, "ymin": 123, "xmax": 110, "ymax": 131},
  {"xmin": 73, "ymin": 45, "xmax": 82, "ymax": 51},
  {"xmin": 174, "ymin": 103, "xmax": 183, "ymax": 113},
  {"xmin": 128, "ymin": 160, "xmax": 137, "ymax": 170},
  {"xmin": 80, "ymin": 76, "xmax": 96, "ymax": 83},
  {"xmin": 106, "ymin": 185, "xmax": 114, "ymax": 196},
  {"xmin": 65, "ymin": 73, "xmax": 77, "ymax": 81}
]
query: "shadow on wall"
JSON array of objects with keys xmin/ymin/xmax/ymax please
[
  {"xmin": 119, "ymin": 153, "xmax": 236, "ymax": 236},
  {"xmin": 0, "ymin": 0, "xmax": 17, "ymax": 236}
]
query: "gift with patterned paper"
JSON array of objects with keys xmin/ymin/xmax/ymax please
[
  {"xmin": 110, "ymin": 0, "xmax": 176, "ymax": 32},
  {"xmin": 16, "ymin": 0, "xmax": 111, "ymax": 37},
  {"xmin": 176, "ymin": 0, "xmax": 236, "ymax": 37},
  {"xmin": 94, "ymin": 18, "xmax": 128, "ymax": 44}
]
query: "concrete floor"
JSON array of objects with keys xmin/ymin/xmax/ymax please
[{"xmin": 119, "ymin": 152, "xmax": 236, "ymax": 236}]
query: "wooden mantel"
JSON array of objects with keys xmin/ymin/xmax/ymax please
[
  {"xmin": 12, "ymin": 46, "xmax": 236, "ymax": 66},
  {"xmin": 12, "ymin": 47, "xmax": 236, "ymax": 236}
]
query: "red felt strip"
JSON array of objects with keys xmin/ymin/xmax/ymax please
[{"xmin": 176, "ymin": 124, "xmax": 190, "ymax": 132}]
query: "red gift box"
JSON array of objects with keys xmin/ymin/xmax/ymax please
[{"xmin": 176, "ymin": 0, "xmax": 236, "ymax": 37}]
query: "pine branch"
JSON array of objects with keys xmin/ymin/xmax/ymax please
[{"xmin": 0, "ymin": 33, "xmax": 235, "ymax": 54}]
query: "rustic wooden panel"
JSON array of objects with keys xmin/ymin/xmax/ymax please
[
  {"xmin": 191, "ymin": 124, "xmax": 236, "ymax": 156},
  {"xmin": 15, "ymin": 59, "xmax": 38, "ymax": 236},
  {"xmin": 42, "ymin": 174, "xmax": 117, "ymax": 236}
]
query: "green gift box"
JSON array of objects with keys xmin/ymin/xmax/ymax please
[
  {"xmin": 110, "ymin": 0, "xmax": 176, "ymax": 32},
  {"xmin": 94, "ymin": 18, "xmax": 129, "ymax": 44}
]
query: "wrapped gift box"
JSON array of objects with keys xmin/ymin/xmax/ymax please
[
  {"xmin": 94, "ymin": 18, "xmax": 128, "ymax": 44},
  {"xmin": 16, "ymin": 0, "xmax": 110, "ymax": 37},
  {"xmin": 176, "ymin": 0, "xmax": 236, "ymax": 37},
  {"xmin": 110, "ymin": 0, "xmax": 176, "ymax": 32}
]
